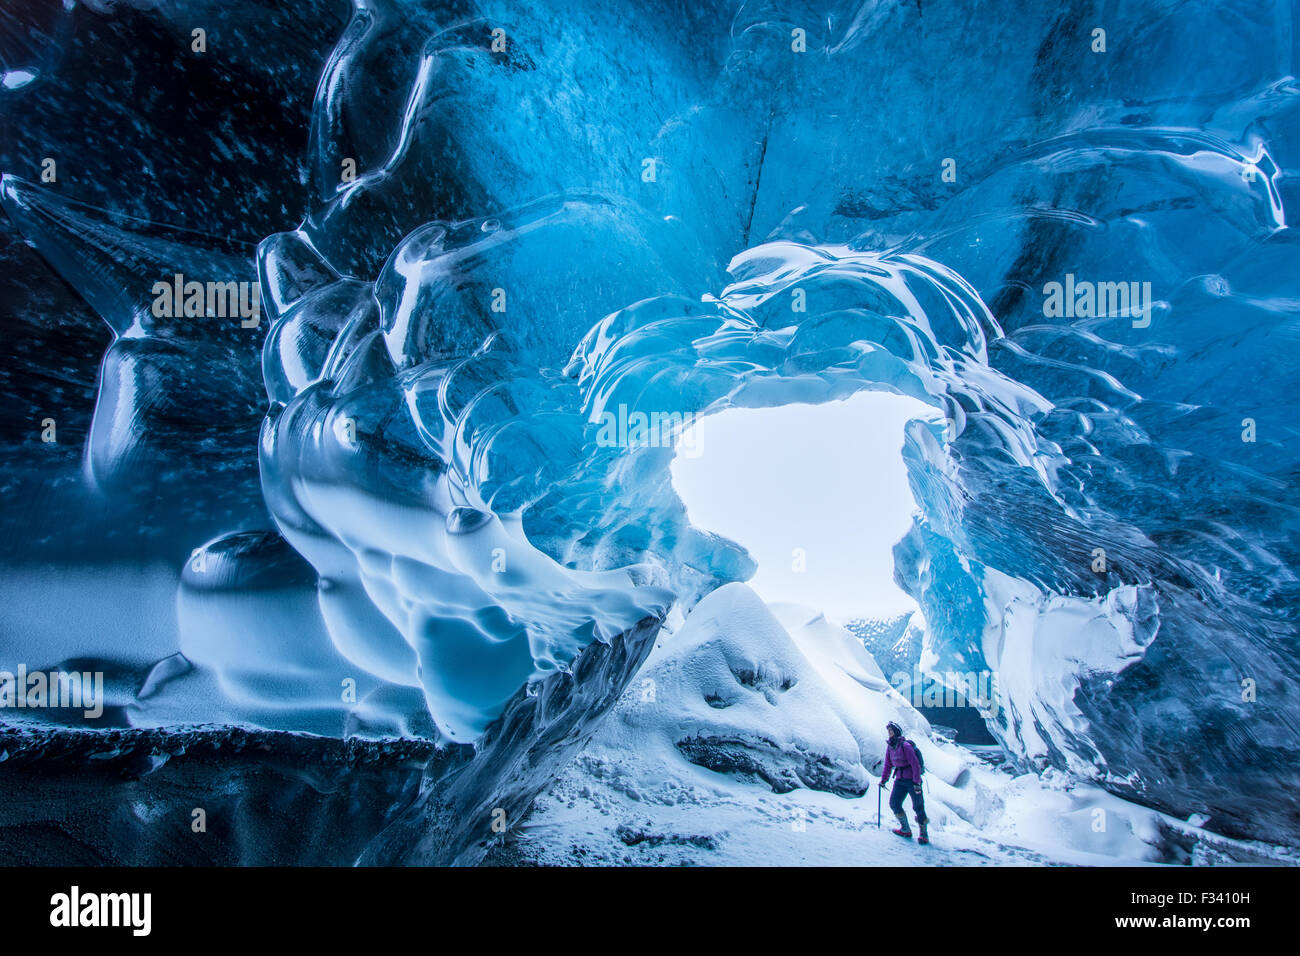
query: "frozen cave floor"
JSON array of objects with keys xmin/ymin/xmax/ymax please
[
  {"xmin": 1, "ymin": 583, "xmax": 1295, "ymax": 867},
  {"xmin": 488, "ymin": 750, "xmax": 1297, "ymax": 867}
]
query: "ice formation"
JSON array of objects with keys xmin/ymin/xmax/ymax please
[{"xmin": 2, "ymin": 0, "xmax": 1298, "ymax": 853}]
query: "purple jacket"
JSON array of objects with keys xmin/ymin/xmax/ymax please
[{"xmin": 881, "ymin": 738, "xmax": 922, "ymax": 784}]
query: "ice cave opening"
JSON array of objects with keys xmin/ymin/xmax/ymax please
[
  {"xmin": 670, "ymin": 390, "xmax": 932, "ymax": 623},
  {"xmin": 670, "ymin": 389, "xmax": 997, "ymax": 746}
]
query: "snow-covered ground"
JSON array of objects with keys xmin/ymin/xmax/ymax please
[{"xmin": 504, "ymin": 584, "xmax": 1296, "ymax": 866}]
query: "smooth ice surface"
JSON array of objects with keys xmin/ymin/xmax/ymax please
[{"xmin": 3, "ymin": 0, "xmax": 1299, "ymax": 851}]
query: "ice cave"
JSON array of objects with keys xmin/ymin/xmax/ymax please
[{"xmin": 1, "ymin": 0, "xmax": 1298, "ymax": 868}]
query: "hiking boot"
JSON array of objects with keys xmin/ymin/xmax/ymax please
[
  {"xmin": 917, "ymin": 823, "xmax": 929, "ymax": 845},
  {"xmin": 891, "ymin": 827, "xmax": 913, "ymax": 839}
]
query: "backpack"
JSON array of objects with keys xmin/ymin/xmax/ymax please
[{"xmin": 897, "ymin": 738, "xmax": 925, "ymax": 776}]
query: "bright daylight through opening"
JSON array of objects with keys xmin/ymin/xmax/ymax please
[{"xmin": 670, "ymin": 390, "xmax": 940, "ymax": 624}]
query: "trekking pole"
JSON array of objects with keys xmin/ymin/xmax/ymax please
[{"xmin": 876, "ymin": 781, "xmax": 881, "ymax": 828}]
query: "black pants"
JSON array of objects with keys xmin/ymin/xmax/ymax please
[{"xmin": 888, "ymin": 777, "xmax": 927, "ymax": 825}]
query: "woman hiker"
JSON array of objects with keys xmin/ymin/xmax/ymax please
[{"xmin": 881, "ymin": 721, "xmax": 928, "ymax": 844}]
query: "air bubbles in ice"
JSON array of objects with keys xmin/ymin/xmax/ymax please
[{"xmin": 446, "ymin": 507, "xmax": 492, "ymax": 534}]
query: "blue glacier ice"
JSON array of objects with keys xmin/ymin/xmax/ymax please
[{"xmin": 1, "ymin": 0, "xmax": 1299, "ymax": 859}]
